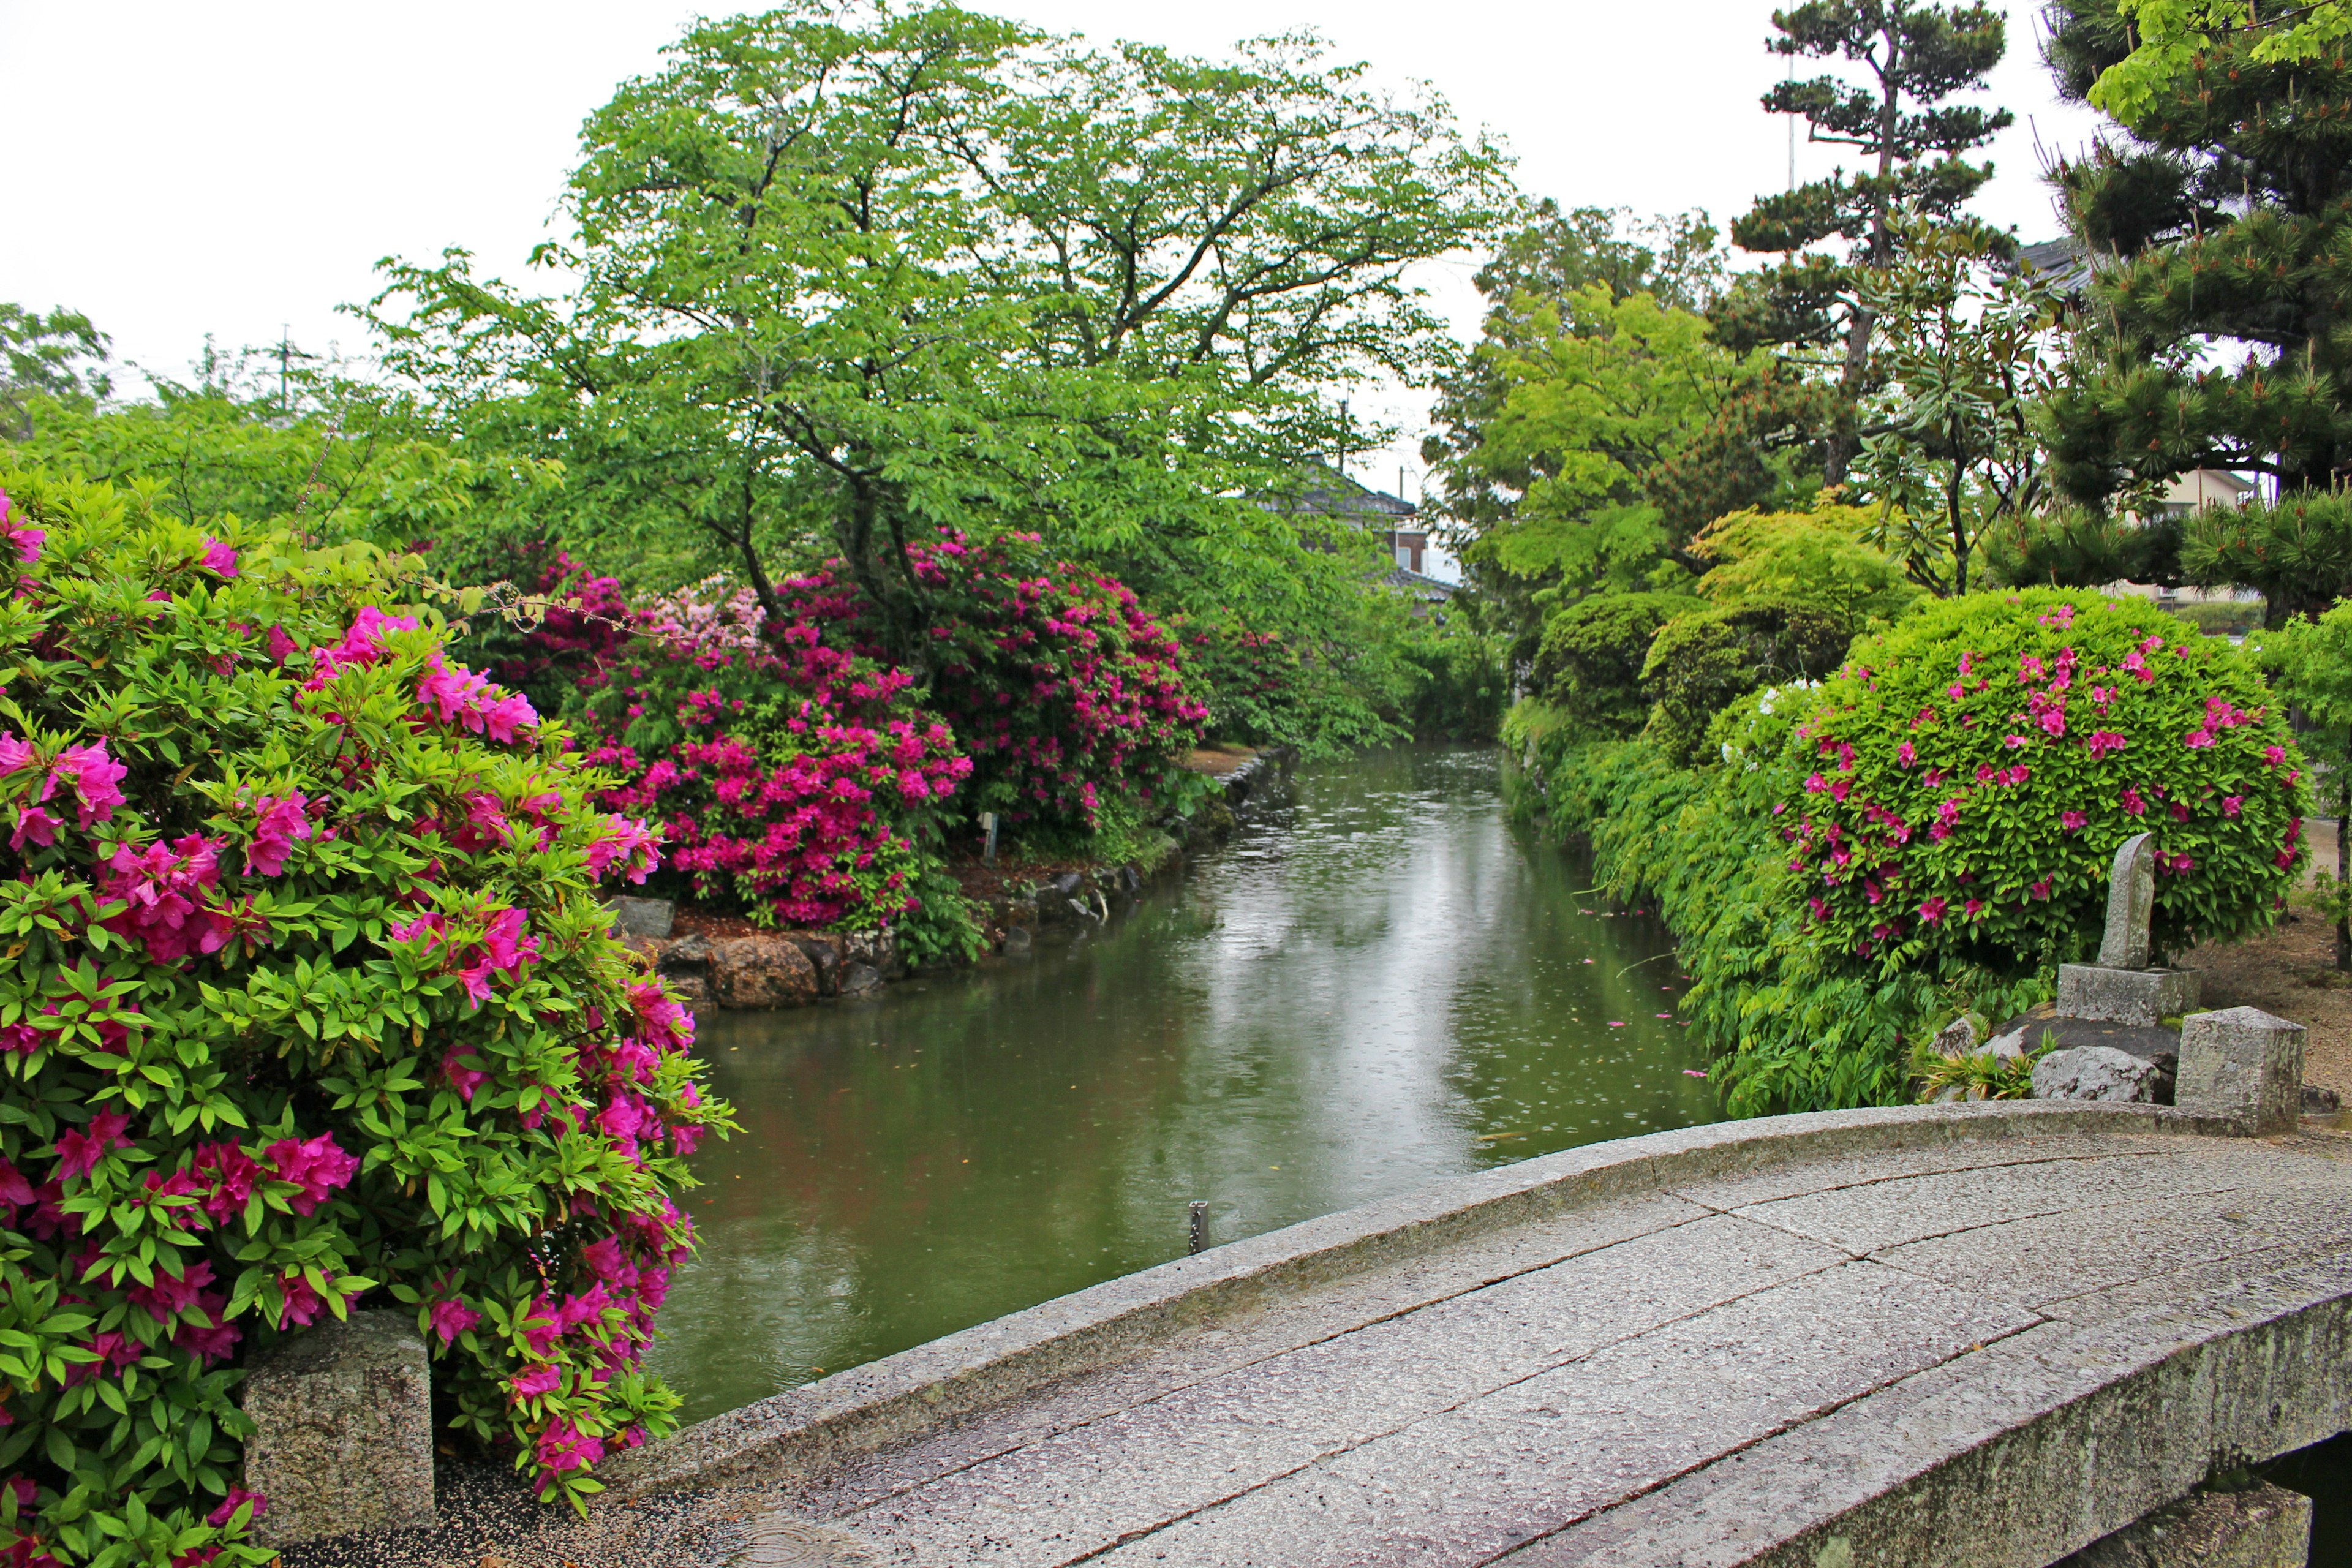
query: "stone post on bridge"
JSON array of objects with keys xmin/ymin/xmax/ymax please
[{"xmin": 2054, "ymin": 834, "xmax": 2199, "ymax": 1026}]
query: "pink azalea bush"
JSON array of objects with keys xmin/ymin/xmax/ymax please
[
  {"xmin": 0, "ymin": 465, "xmax": 728, "ymax": 1566},
  {"xmin": 580, "ymin": 578, "xmax": 972, "ymax": 930},
  {"xmin": 873, "ymin": 533, "xmax": 1207, "ymax": 832},
  {"xmin": 1776, "ymin": 589, "xmax": 2307, "ymax": 968}
]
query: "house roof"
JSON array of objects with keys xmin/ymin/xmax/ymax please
[{"xmin": 1257, "ymin": 463, "xmax": 1419, "ymax": 521}]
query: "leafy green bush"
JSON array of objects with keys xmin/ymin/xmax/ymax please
[
  {"xmin": 1691, "ymin": 505, "xmax": 1922, "ymax": 625},
  {"xmin": 0, "ymin": 462, "xmax": 728, "ymax": 1566},
  {"xmin": 1789, "ymin": 589, "xmax": 2305, "ymax": 967},
  {"xmin": 1528, "ymin": 592, "xmax": 1698, "ymax": 736},
  {"xmin": 1509, "ymin": 696, "xmax": 2050, "ymax": 1116},
  {"xmin": 1400, "ymin": 622, "xmax": 1509, "ymax": 742},
  {"xmin": 1640, "ymin": 600, "xmax": 1852, "ymax": 765}
]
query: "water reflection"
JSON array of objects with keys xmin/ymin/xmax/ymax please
[{"xmin": 650, "ymin": 745, "xmax": 1719, "ymax": 1422}]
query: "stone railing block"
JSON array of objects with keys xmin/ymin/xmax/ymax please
[
  {"xmin": 2056, "ymin": 963, "xmax": 2198, "ymax": 1028},
  {"xmin": 2176, "ymin": 1006, "xmax": 2305, "ymax": 1134},
  {"xmin": 607, "ymin": 895, "xmax": 675, "ymax": 939},
  {"xmin": 241, "ymin": 1308, "xmax": 434, "ymax": 1546}
]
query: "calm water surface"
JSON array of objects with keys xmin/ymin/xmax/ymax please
[{"xmin": 650, "ymin": 745, "xmax": 1720, "ymax": 1422}]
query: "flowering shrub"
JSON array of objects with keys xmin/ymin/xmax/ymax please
[
  {"xmin": 1776, "ymin": 590, "xmax": 2306, "ymax": 967},
  {"xmin": 581, "ymin": 578, "xmax": 971, "ymax": 930},
  {"xmin": 0, "ymin": 463, "xmax": 728, "ymax": 1566},
  {"xmin": 883, "ymin": 534, "xmax": 1206, "ymax": 831}
]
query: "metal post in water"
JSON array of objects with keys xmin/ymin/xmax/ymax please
[{"xmin": 1188, "ymin": 1200, "xmax": 1208, "ymax": 1255}]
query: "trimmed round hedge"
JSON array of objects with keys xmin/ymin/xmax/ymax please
[
  {"xmin": 0, "ymin": 464, "xmax": 726, "ymax": 1567},
  {"xmin": 1777, "ymin": 589, "xmax": 2308, "ymax": 971}
]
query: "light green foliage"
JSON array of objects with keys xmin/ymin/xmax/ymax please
[
  {"xmin": 2254, "ymin": 605, "xmax": 2352, "ymax": 962},
  {"xmin": 1, "ymin": 306, "xmax": 110, "ymax": 439},
  {"xmin": 1849, "ymin": 223, "xmax": 2064, "ymax": 596},
  {"xmin": 1465, "ymin": 287, "xmax": 1773, "ymax": 585},
  {"xmin": 13, "ymin": 387, "xmax": 560, "ymax": 555},
  {"xmin": 1692, "ymin": 505, "xmax": 1923, "ymax": 626},
  {"xmin": 2090, "ymin": 0, "xmax": 2352, "ymax": 121}
]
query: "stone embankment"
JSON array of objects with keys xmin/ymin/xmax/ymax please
[{"xmin": 617, "ymin": 747, "xmax": 1293, "ymax": 1012}]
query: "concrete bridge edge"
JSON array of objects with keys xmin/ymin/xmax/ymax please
[{"xmin": 606, "ymin": 1100, "xmax": 2265, "ymax": 1502}]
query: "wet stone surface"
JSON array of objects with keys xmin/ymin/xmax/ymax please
[{"xmin": 715, "ymin": 1121, "xmax": 2352, "ymax": 1568}]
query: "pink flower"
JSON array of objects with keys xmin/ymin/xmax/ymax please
[
  {"xmin": 9, "ymin": 805, "xmax": 58, "ymax": 851},
  {"xmin": 1896, "ymin": 741, "xmax": 1915, "ymax": 767},
  {"xmin": 190, "ymin": 1142, "xmax": 260, "ymax": 1224},
  {"xmin": 198, "ymin": 538, "xmax": 238, "ymax": 578},
  {"xmin": 54, "ymin": 741, "xmax": 127, "ymax": 827},
  {"xmin": 534, "ymin": 1417, "xmax": 606, "ymax": 1476},
  {"xmin": 2183, "ymin": 728, "xmax": 2215, "ymax": 750},
  {"xmin": 265, "ymin": 1132, "xmax": 358, "ymax": 1216},
  {"xmin": 508, "ymin": 1363, "xmax": 562, "ymax": 1401},
  {"xmin": 416, "ymin": 653, "xmax": 539, "ymax": 744},
  {"xmin": 2224, "ymin": 795, "xmax": 2244, "ymax": 817},
  {"xmin": 2085, "ymin": 730, "xmax": 2127, "ymax": 761},
  {"xmin": 1918, "ymin": 897, "xmax": 1948, "ymax": 923},
  {"xmin": 2030, "ymin": 879, "xmax": 2051, "ymax": 900},
  {"xmin": 442, "ymin": 1050, "xmax": 489, "ymax": 1102},
  {"xmin": 276, "ymin": 1270, "xmax": 325, "ymax": 1329},
  {"xmin": 2, "ymin": 489, "xmax": 42, "ymax": 566},
  {"xmin": 97, "ymin": 835, "xmax": 229, "ymax": 963},
  {"xmin": 587, "ymin": 816, "xmax": 661, "ymax": 884},
  {"xmin": 206, "ymin": 1489, "xmax": 268, "ymax": 1528},
  {"xmin": 2062, "ymin": 810, "xmax": 2088, "ymax": 832},
  {"xmin": 2122, "ymin": 788, "xmax": 2146, "ymax": 816},
  {"xmin": 429, "ymin": 1296, "xmax": 483, "ymax": 1347},
  {"xmin": 1804, "ymin": 772, "xmax": 1828, "ymax": 794},
  {"xmin": 244, "ymin": 793, "xmax": 313, "ymax": 876},
  {"xmin": 2264, "ymin": 744, "xmax": 2288, "ymax": 768},
  {"xmin": 56, "ymin": 1110, "xmax": 132, "ymax": 1181},
  {"xmin": 266, "ymin": 625, "xmax": 299, "ymax": 664},
  {"xmin": 1964, "ymin": 899, "xmax": 1984, "ymax": 919}
]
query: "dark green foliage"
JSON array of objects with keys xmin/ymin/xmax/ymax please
[
  {"xmin": 2179, "ymin": 494, "xmax": 2352, "ymax": 622},
  {"xmin": 1640, "ymin": 601, "xmax": 1852, "ymax": 764},
  {"xmin": 2041, "ymin": 0, "xmax": 2352, "ymax": 505},
  {"xmin": 1529, "ymin": 592, "xmax": 1698, "ymax": 736},
  {"xmin": 1400, "ymin": 623, "xmax": 1510, "ymax": 742},
  {"xmin": 1725, "ymin": 0, "xmax": 2015, "ymax": 480},
  {"xmin": 1979, "ymin": 505, "xmax": 2181, "ymax": 590}
]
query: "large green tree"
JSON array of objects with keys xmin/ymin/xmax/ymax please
[
  {"xmin": 1722, "ymin": 0, "xmax": 2014, "ymax": 480},
  {"xmin": 369, "ymin": 2, "xmax": 1509, "ymax": 664},
  {"xmin": 2040, "ymin": 0, "xmax": 2352, "ymax": 512}
]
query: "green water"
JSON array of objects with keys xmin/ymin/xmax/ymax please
[{"xmin": 647, "ymin": 745, "xmax": 1720, "ymax": 1423}]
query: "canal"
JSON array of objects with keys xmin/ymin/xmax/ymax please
[{"xmin": 647, "ymin": 745, "xmax": 1721, "ymax": 1423}]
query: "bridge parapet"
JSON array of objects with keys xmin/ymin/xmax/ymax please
[{"xmin": 612, "ymin": 1102, "xmax": 2352, "ymax": 1567}]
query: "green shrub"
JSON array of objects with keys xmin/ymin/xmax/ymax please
[
  {"xmin": 0, "ymin": 462, "xmax": 728, "ymax": 1566},
  {"xmin": 1787, "ymin": 588, "xmax": 2305, "ymax": 968},
  {"xmin": 1640, "ymin": 600, "xmax": 1852, "ymax": 765},
  {"xmin": 1692, "ymin": 505, "xmax": 1922, "ymax": 625},
  {"xmin": 1509, "ymin": 696, "xmax": 2052, "ymax": 1117},
  {"xmin": 1528, "ymin": 592, "xmax": 1698, "ymax": 736},
  {"xmin": 1400, "ymin": 622, "xmax": 1509, "ymax": 742}
]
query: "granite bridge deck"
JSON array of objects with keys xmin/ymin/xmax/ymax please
[{"xmin": 598, "ymin": 1102, "xmax": 2352, "ymax": 1567}]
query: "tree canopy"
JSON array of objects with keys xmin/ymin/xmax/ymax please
[{"xmin": 368, "ymin": 2, "xmax": 1510, "ymax": 665}]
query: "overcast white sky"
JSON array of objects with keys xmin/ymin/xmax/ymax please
[{"xmin": 2, "ymin": 0, "xmax": 2101, "ymax": 522}]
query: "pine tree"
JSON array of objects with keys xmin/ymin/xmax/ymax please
[
  {"xmin": 2041, "ymin": 0, "xmax": 2352, "ymax": 514},
  {"xmin": 1722, "ymin": 0, "xmax": 2014, "ymax": 480}
]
